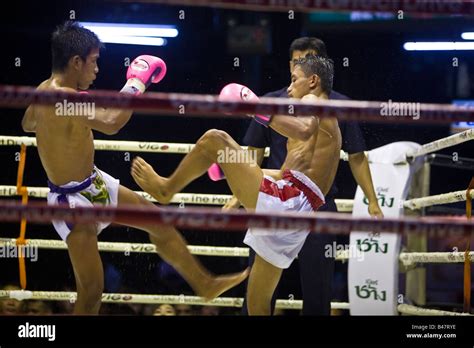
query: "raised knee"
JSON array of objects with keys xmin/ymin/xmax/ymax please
[
  {"xmin": 204, "ymin": 129, "xmax": 228, "ymax": 139},
  {"xmin": 199, "ymin": 129, "xmax": 231, "ymax": 147}
]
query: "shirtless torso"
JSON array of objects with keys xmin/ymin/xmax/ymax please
[
  {"xmin": 30, "ymin": 79, "xmax": 95, "ymax": 185},
  {"xmin": 281, "ymin": 116, "xmax": 341, "ymax": 195}
]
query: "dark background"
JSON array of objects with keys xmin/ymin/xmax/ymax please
[{"xmin": 0, "ymin": 0, "xmax": 473, "ymax": 313}]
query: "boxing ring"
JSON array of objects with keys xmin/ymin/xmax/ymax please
[
  {"xmin": 1, "ymin": 0, "xmax": 474, "ymax": 316},
  {"xmin": 0, "ymin": 90, "xmax": 473, "ymax": 315}
]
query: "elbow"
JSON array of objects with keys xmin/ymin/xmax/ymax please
[
  {"xmin": 297, "ymin": 117, "xmax": 318, "ymax": 141},
  {"xmin": 298, "ymin": 127, "xmax": 314, "ymax": 141},
  {"xmin": 103, "ymin": 128, "xmax": 119, "ymax": 136},
  {"xmin": 22, "ymin": 120, "xmax": 35, "ymax": 133},
  {"xmin": 102, "ymin": 119, "xmax": 123, "ymax": 135},
  {"xmin": 103, "ymin": 126, "xmax": 121, "ymax": 135}
]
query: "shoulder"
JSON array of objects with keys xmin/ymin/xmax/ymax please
[
  {"xmin": 54, "ymin": 86, "xmax": 77, "ymax": 93},
  {"xmin": 301, "ymin": 94, "xmax": 319, "ymax": 102},
  {"xmin": 38, "ymin": 79, "xmax": 77, "ymax": 94}
]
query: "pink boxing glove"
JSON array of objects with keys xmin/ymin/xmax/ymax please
[
  {"xmin": 219, "ymin": 83, "xmax": 272, "ymax": 127},
  {"xmin": 208, "ymin": 163, "xmax": 225, "ymax": 181},
  {"xmin": 121, "ymin": 55, "xmax": 167, "ymax": 95}
]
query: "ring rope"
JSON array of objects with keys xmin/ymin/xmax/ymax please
[
  {"xmin": 403, "ymin": 189, "xmax": 474, "ymax": 210},
  {"xmin": 398, "ymin": 251, "xmax": 474, "ymax": 265},
  {"xmin": 2, "ymin": 130, "xmax": 472, "ymax": 169},
  {"xmin": 3, "ymin": 131, "xmax": 471, "ymax": 164},
  {"xmin": 1, "ymin": 290, "xmax": 470, "ymax": 315},
  {"xmin": 2, "ymin": 90, "xmax": 468, "ymax": 312},
  {"xmin": 0, "ymin": 238, "xmax": 250, "ymax": 257},
  {"xmin": 0, "ymin": 185, "xmax": 354, "ymax": 212},
  {"xmin": 0, "ymin": 201, "xmax": 473, "ymax": 235},
  {"xmin": 1, "ymin": 86, "xmax": 473, "ymax": 123},
  {"xmin": 406, "ymin": 129, "xmax": 474, "ymax": 160},
  {"xmin": 1, "ymin": 238, "xmax": 473, "ymax": 264},
  {"xmin": 0, "ymin": 290, "xmax": 349, "ymax": 310},
  {"xmin": 397, "ymin": 304, "xmax": 472, "ymax": 316},
  {"xmin": 125, "ymin": 0, "xmax": 474, "ymax": 16},
  {"xmin": 2, "ymin": 131, "xmax": 473, "ymax": 165},
  {"xmin": 2, "ymin": 184, "xmax": 472, "ymax": 211},
  {"xmin": 0, "ymin": 135, "xmax": 346, "ymax": 161}
]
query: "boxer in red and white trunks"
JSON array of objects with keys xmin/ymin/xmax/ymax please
[{"xmin": 131, "ymin": 54, "xmax": 341, "ymax": 315}]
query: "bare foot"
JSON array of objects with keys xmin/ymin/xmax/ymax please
[
  {"xmin": 200, "ymin": 268, "xmax": 250, "ymax": 301},
  {"xmin": 131, "ymin": 156, "xmax": 173, "ymax": 204}
]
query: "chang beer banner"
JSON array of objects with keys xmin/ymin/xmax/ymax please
[{"xmin": 349, "ymin": 142, "xmax": 423, "ymax": 315}]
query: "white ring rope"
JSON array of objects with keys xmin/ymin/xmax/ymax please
[
  {"xmin": 1, "ymin": 238, "xmax": 472, "ymax": 264},
  {"xmin": 0, "ymin": 290, "xmax": 348, "ymax": 311},
  {"xmin": 404, "ymin": 189, "xmax": 474, "ymax": 210},
  {"xmin": 2, "ymin": 184, "xmax": 472, "ymax": 211},
  {"xmin": 0, "ymin": 185, "xmax": 354, "ymax": 212},
  {"xmin": 406, "ymin": 129, "xmax": 474, "ymax": 160},
  {"xmin": 0, "ymin": 238, "xmax": 249, "ymax": 257},
  {"xmin": 0, "ymin": 135, "xmax": 346, "ymax": 161},
  {"xmin": 397, "ymin": 304, "xmax": 472, "ymax": 316},
  {"xmin": 1, "ymin": 290, "xmax": 470, "ymax": 315},
  {"xmin": 0, "ymin": 135, "xmax": 269, "ymax": 156},
  {"xmin": 3, "ymin": 132, "xmax": 473, "ymax": 164},
  {"xmin": 4, "ymin": 129, "xmax": 473, "ymax": 164},
  {"xmin": 399, "ymin": 251, "xmax": 474, "ymax": 266},
  {"xmin": 2, "ymin": 134, "xmax": 472, "ymax": 211}
]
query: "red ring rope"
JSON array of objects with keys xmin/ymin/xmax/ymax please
[
  {"xmin": 122, "ymin": 0, "xmax": 474, "ymax": 16},
  {"xmin": 0, "ymin": 200, "xmax": 472, "ymax": 235},
  {"xmin": 0, "ymin": 85, "xmax": 473, "ymax": 123}
]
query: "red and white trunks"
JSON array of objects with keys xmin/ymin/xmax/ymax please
[{"xmin": 244, "ymin": 169, "xmax": 325, "ymax": 269}]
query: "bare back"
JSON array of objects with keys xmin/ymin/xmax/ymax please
[
  {"xmin": 32, "ymin": 79, "xmax": 94, "ymax": 185},
  {"xmin": 281, "ymin": 117, "xmax": 341, "ymax": 195}
]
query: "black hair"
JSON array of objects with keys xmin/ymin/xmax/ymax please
[
  {"xmin": 294, "ymin": 54, "xmax": 334, "ymax": 94},
  {"xmin": 289, "ymin": 37, "xmax": 328, "ymax": 59},
  {"xmin": 51, "ymin": 21, "xmax": 103, "ymax": 72}
]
